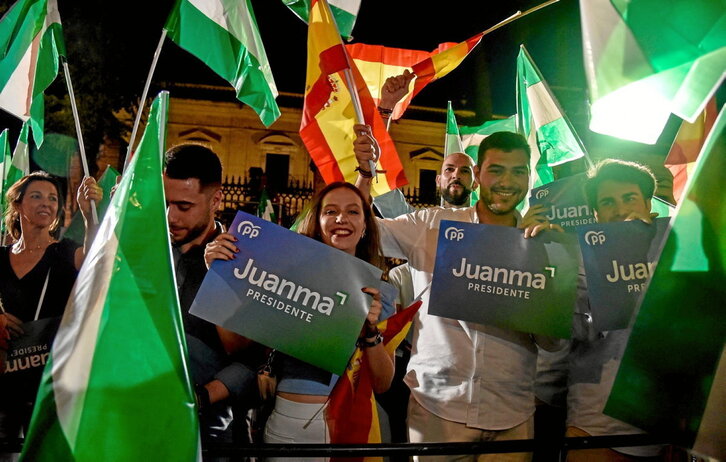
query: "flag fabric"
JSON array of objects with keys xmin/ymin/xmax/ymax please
[
  {"xmin": 410, "ymin": 32, "xmax": 483, "ymax": 105},
  {"xmin": 665, "ymin": 97, "xmax": 720, "ymax": 204},
  {"xmin": 444, "ymin": 101, "xmax": 463, "ymax": 155},
  {"xmin": 579, "ymin": 0, "xmax": 726, "ymax": 144},
  {"xmin": 62, "ymin": 165, "xmax": 120, "ymax": 245},
  {"xmin": 300, "ymin": 0, "xmax": 406, "ymax": 197},
  {"xmin": 20, "ymin": 91, "xmax": 200, "ymax": 462},
  {"xmin": 346, "ymin": 33, "xmax": 483, "ymax": 121},
  {"xmin": 0, "ymin": 0, "xmax": 65, "ymax": 148},
  {"xmin": 346, "ymin": 43, "xmax": 429, "ymax": 120},
  {"xmin": 516, "ymin": 45, "xmax": 587, "ymax": 190},
  {"xmin": 326, "ymin": 300, "xmax": 422, "ymax": 461},
  {"xmin": 282, "ymin": 0, "xmax": 361, "ymax": 40},
  {"xmin": 0, "ymin": 128, "xmax": 10, "ymax": 236},
  {"xmin": 604, "ymin": 105, "xmax": 726, "ymax": 460},
  {"xmin": 460, "ymin": 115, "xmax": 517, "ymax": 164},
  {"xmin": 165, "ymin": 0, "xmax": 280, "ymax": 127},
  {"xmin": 5, "ymin": 120, "xmax": 31, "ymax": 190},
  {"xmin": 257, "ymin": 188, "xmax": 276, "ymax": 223},
  {"xmin": 650, "ymin": 196, "xmax": 676, "ymax": 219}
]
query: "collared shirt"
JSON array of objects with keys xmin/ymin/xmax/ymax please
[{"xmin": 377, "ymin": 206, "xmax": 537, "ymax": 430}]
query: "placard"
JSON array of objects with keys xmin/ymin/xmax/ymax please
[
  {"xmin": 190, "ymin": 211, "xmax": 382, "ymax": 375},
  {"xmin": 429, "ymin": 221, "xmax": 579, "ymax": 338}
]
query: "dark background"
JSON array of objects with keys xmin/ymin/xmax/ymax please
[{"xmin": 0, "ymin": 0, "xmax": 690, "ymax": 175}]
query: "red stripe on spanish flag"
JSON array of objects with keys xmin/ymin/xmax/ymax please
[
  {"xmin": 326, "ymin": 300, "xmax": 423, "ymax": 461},
  {"xmin": 347, "ymin": 33, "xmax": 483, "ymax": 121},
  {"xmin": 665, "ymin": 97, "xmax": 718, "ymax": 204},
  {"xmin": 411, "ymin": 32, "xmax": 483, "ymax": 97},
  {"xmin": 301, "ymin": 0, "xmax": 406, "ymax": 196}
]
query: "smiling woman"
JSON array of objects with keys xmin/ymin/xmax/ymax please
[{"xmin": 0, "ymin": 171, "xmax": 101, "ymax": 440}]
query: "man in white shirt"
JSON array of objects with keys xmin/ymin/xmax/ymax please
[{"xmin": 354, "ymin": 129, "xmax": 560, "ymax": 462}]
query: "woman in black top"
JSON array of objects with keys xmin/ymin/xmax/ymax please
[{"xmin": 0, "ymin": 171, "xmax": 101, "ymax": 441}]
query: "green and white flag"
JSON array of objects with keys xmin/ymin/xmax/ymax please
[
  {"xmin": 460, "ymin": 115, "xmax": 516, "ymax": 165},
  {"xmin": 0, "ymin": 128, "xmax": 10, "ymax": 235},
  {"xmin": 165, "ymin": 0, "xmax": 281, "ymax": 127},
  {"xmin": 516, "ymin": 45, "xmax": 587, "ymax": 191},
  {"xmin": 580, "ymin": 0, "xmax": 726, "ymax": 144},
  {"xmin": 460, "ymin": 116, "xmax": 516, "ymax": 206},
  {"xmin": 444, "ymin": 101, "xmax": 464, "ymax": 156},
  {"xmin": 6, "ymin": 120, "xmax": 31, "ymax": 190},
  {"xmin": 282, "ymin": 0, "xmax": 361, "ymax": 39},
  {"xmin": 605, "ymin": 105, "xmax": 726, "ymax": 460},
  {"xmin": 257, "ymin": 188, "xmax": 276, "ymax": 223},
  {"xmin": 20, "ymin": 92, "xmax": 200, "ymax": 462},
  {"xmin": 0, "ymin": 0, "xmax": 65, "ymax": 148}
]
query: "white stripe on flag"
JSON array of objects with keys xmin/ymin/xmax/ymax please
[
  {"xmin": 526, "ymin": 81, "xmax": 562, "ymax": 128},
  {"xmin": 188, "ymin": 0, "xmax": 275, "ymax": 93},
  {"xmin": 0, "ymin": 38, "xmax": 35, "ymax": 121},
  {"xmin": 52, "ymin": 220, "xmax": 119, "ymax": 447},
  {"xmin": 330, "ymin": 0, "xmax": 360, "ymax": 15},
  {"xmin": 461, "ymin": 133, "xmax": 486, "ymax": 150}
]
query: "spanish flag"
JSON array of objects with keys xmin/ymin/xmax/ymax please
[
  {"xmin": 325, "ymin": 300, "xmax": 422, "ymax": 462},
  {"xmin": 346, "ymin": 33, "xmax": 483, "ymax": 121},
  {"xmin": 301, "ymin": 0, "xmax": 406, "ymax": 197}
]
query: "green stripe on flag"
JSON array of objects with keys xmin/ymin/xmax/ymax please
[
  {"xmin": 165, "ymin": 0, "xmax": 280, "ymax": 127},
  {"xmin": 282, "ymin": 0, "xmax": 360, "ymax": 39},
  {"xmin": 444, "ymin": 101, "xmax": 464, "ymax": 156},
  {"xmin": 0, "ymin": 0, "xmax": 64, "ymax": 149},
  {"xmin": 20, "ymin": 91, "xmax": 200, "ymax": 461},
  {"xmin": 604, "ymin": 105, "xmax": 726, "ymax": 455},
  {"xmin": 580, "ymin": 0, "xmax": 726, "ymax": 144}
]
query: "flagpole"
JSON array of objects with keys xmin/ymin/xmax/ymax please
[
  {"xmin": 123, "ymin": 29, "xmax": 167, "ymax": 172},
  {"xmin": 321, "ymin": 0, "xmax": 378, "ymax": 178},
  {"xmin": 481, "ymin": 0, "xmax": 561, "ymax": 37},
  {"xmin": 62, "ymin": 59, "xmax": 99, "ymax": 225}
]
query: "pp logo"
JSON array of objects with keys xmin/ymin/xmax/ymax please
[
  {"xmin": 444, "ymin": 227, "xmax": 464, "ymax": 241},
  {"xmin": 237, "ymin": 221, "xmax": 261, "ymax": 239},
  {"xmin": 584, "ymin": 230, "xmax": 606, "ymax": 246},
  {"xmin": 535, "ymin": 189, "xmax": 549, "ymax": 200}
]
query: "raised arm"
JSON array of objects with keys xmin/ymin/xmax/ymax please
[
  {"xmin": 359, "ymin": 287, "xmax": 394, "ymax": 394},
  {"xmin": 74, "ymin": 176, "xmax": 103, "ymax": 270}
]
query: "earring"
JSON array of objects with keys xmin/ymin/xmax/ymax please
[{"xmin": 361, "ymin": 229, "xmax": 366, "ymax": 238}]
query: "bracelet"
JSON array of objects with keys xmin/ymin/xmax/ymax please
[
  {"xmin": 195, "ymin": 384, "xmax": 211, "ymax": 411},
  {"xmin": 377, "ymin": 106, "xmax": 393, "ymax": 115},
  {"xmin": 355, "ymin": 166, "xmax": 373, "ymax": 178},
  {"xmin": 357, "ymin": 332, "xmax": 383, "ymax": 348}
]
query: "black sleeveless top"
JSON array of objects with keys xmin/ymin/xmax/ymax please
[{"xmin": 0, "ymin": 238, "xmax": 79, "ymax": 321}]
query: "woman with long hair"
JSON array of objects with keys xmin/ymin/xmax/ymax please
[
  {"xmin": 205, "ymin": 182, "xmax": 394, "ymax": 459},
  {"xmin": 0, "ymin": 171, "xmax": 101, "ymax": 442}
]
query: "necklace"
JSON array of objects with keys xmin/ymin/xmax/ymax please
[{"xmin": 12, "ymin": 239, "xmax": 54, "ymax": 255}]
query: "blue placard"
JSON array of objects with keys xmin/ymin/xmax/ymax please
[
  {"xmin": 577, "ymin": 218, "xmax": 669, "ymax": 331},
  {"xmin": 529, "ymin": 174, "xmax": 596, "ymax": 231},
  {"xmin": 190, "ymin": 211, "xmax": 383, "ymax": 375},
  {"xmin": 428, "ymin": 221, "xmax": 580, "ymax": 338}
]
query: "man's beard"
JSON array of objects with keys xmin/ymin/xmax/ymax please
[
  {"xmin": 172, "ymin": 220, "xmax": 209, "ymax": 247},
  {"xmin": 439, "ymin": 181, "xmax": 471, "ymax": 207}
]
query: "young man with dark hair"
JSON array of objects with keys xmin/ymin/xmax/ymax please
[
  {"xmin": 567, "ymin": 159, "xmax": 662, "ymax": 461},
  {"xmin": 354, "ymin": 128, "xmax": 559, "ymax": 462},
  {"xmin": 164, "ymin": 144, "xmax": 257, "ymax": 444}
]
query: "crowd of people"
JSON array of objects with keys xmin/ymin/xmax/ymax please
[{"xmin": 0, "ymin": 76, "xmax": 683, "ymax": 462}]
